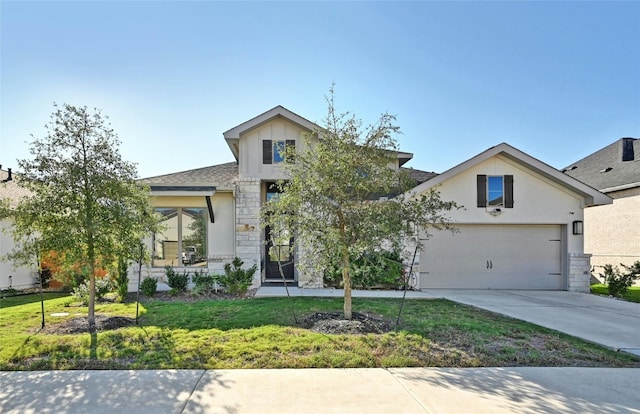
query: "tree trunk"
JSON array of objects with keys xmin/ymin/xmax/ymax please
[
  {"xmin": 87, "ymin": 234, "xmax": 96, "ymax": 330},
  {"xmin": 342, "ymin": 243, "xmax": 352, "ymax": 320}
]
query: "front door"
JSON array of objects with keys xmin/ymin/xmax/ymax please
[
  {"xmin": 264, "ymin": 183, "xmax": 294, "ymax": 281},
  {"xmin": 265, "ymin": 225, "xmax": 294, "ymax": 280}
]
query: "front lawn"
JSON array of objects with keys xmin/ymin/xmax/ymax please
[
  {"xmin": 591, "ymin": 284, "xmax": 640, "ymax": 303},
  {"xmin": 1, "ymin": 293, "xmax": 638, "ymax": 370}
]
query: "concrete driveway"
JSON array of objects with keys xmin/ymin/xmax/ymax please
[{"xmin": 434, "ymin": 290, "xmax": 640, "ymax": 356}]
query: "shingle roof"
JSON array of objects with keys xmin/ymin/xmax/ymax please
[
  {"xmin": 138, "ymin": 162, "xmax": 238, "ymax": 189},
  {"xmin": 563, "ymin": 138, "xmax": 640, "ymax": 192},
  {"xmin": 403, "ymin": 167, "xmax": 438, "ymax": 185},
  {"xmin": 138, "ymin": 162, "xmax": 434, "ymax": 191},
  {"xmin": 0, "ymin": 170, "xmax": 32, "ymax": 207}
]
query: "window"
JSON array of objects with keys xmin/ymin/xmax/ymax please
[
  {"xmin": 153, "ymin": 207, "xmax": 207, "ymax": 267},
  {"xmin": 263, "ymin": 139, "xmax": 295, "ymax": 164},
  {"xmin": 477, "ymin": 175, "xmax": 513, "ymax": 208},
  {"xmin": 487, "ymin": 176, "xmax": 503, "ymax": 206}
]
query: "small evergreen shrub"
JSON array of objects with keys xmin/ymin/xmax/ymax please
[
  {"xmin": 600, "ymin": 261, "xmax": 640, "ymax": 298},
  {"xmin": 140, "ymin": 277, "xmax": 157, "ymax": 297},
  {"xmin": 114, "ymin": 257, "xmax": 129, "ymax": 303},
  {"xmin": 219, "ymin": 257, "xmax": 257, "ymax": 295},
  {"xmin": 324, "ymin": 250, "xmax": 403, "ymax": 289},
  {"xmin": 192, "ymin": 272, "xmax": 218, "ymax": 295},
  {"xmin": 165, "ymin": 266, "xmax": 189, "ymax": 293},
  {"xmin": 71, "ymin": 278, "xmax": 112, "ymax": 305}
]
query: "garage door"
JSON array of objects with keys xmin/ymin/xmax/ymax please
[{"xmin": 419, "ymin": 225, "xmax": 563, "ymax": 289}]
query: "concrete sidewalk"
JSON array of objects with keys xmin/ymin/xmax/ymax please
[
  {"xmin": 2, "ymin": 368, "xmax": 640, "ymax": 413},
  {"xmin": 256, "ymin": 287, "xmax": 640, "ymax": 356}
]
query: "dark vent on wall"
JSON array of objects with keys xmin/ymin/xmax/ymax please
[
  {"xmin": 622, "ymin": 138, "xmax": 635, "ymax": 162},
  {"xmin": 599, "ymin": 167, "xmax": 613, "ymax": 173}
]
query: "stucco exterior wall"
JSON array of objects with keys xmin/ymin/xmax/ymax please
[
  {"xmin": 432, "ymin": 155, "xmax": 585, "ymax": 243},
  {"xmin": 0, "ymin": 219, "xmax": 37, "ymax": 289},
  {"xmin": 411, "ymin": 154, "xmax": 590, "ymax": 291},
  {"xmin": 585, "ymin": 191, "xmax": 640, "ymax": 270}
]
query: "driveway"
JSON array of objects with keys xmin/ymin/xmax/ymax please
[{"xmin": 434, "ymin": 290, "xmax": 640, "ymax": 356}]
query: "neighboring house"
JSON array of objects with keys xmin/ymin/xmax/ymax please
[
  {"xmin": 563, "ymin": 138, "xmax": 640, "ymax": 271},
  {"xmin": 137, "ymin": 106, "xmax": 610, "ymax": 292},
  {"xmin": 0, "ymin": 168, "xmax": 38, "ymax": 290}
]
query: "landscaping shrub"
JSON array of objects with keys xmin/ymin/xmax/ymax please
[
  {"xmin": 140, "ymin": 277, "xmax": 157, "ymax": 297},
  {"xmin": 114, "ymin": 257, "xmax": 129, "ymax": 303},
  {"xmin": 219, "ymin": 257, "xmax": 257, "ymax": 295},
  {"xmin": 192, "ymin": 272, "xmax": 218, "ymax": 295},
  {"xmin": 165, "ymin": 266, "xmax": 189, "ymax": 293},
  {"xmin": 324, "ymin": 250, "xmax": 404, "ymax": 289},
  {"xmin": 599, "ymin": 261, "xmax": 640, "ymax": 298},
  {"xmin": 71, "ymin": 278, "xmax": 112, "ymax": 305}
]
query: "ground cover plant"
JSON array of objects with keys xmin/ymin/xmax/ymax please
[
  {"xmin": 1, "ymin": 293, "xmax": 639, "ymax": 370},
  {"xmin": 591, "ymin": 284, "xmax": 640, "ymax": 303}
]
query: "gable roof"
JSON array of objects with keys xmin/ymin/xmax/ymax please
[
  {"xmin": 223, "ymin": 106, "xmax": 318, "ymax": 161},
  {"xmin": 562, "ymin": 138, "xmax": 640, "ymax": 193},
  {"xmin": 406, "ymin": 142, "xmax": 611, "ymax": 207},
  {"xmin": 222, "ymin": 105, "xmax": 413, "ymax": 166}
]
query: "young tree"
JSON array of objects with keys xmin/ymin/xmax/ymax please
[
  {"xmin": 262, "ymin": 89, "xmax": 458, "ymax": 319},
  {"xmin": 0, "ymin": 104, "xmax": 158, "ymax": 329}
]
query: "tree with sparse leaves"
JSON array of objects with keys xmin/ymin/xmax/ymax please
[
  {"xmin": 0, "ymin": 104, "xmax": 158, "ymax": 329},
  {"xmin": 262, "ymin": 88, "xmax": 458, "ymax": 319}
]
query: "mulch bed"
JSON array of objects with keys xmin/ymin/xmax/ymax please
[{"xmin": 298, "ymin": 311, "xmax": 392, "ymax": 334}]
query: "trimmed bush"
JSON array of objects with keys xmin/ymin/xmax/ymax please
[
  {"xmin": 219, "ymin": 257, "xmax": 257, "ymax": 296},
  {"xmin": 140, "ymin": 277, "xmax": 157, "ymax": 297},
  {"xmin": 71, "ymin": 278, "xmax": 112, "ymax": 305},
  {"xmin": 165, "ymin": 266, "xmax": 189, "ymax": 293},
  {"xmin": 192, "ymin": 272, "xmax": 218, "ymax": 295}
]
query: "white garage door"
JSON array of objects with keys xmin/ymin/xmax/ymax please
[{"xmin": 419, "ymin": 225, "xmax": 563, "ymax": 289}]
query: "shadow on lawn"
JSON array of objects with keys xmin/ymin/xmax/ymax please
[{"xmin": 0, "ymin": 292, "xmax": 68, "ymax": 309}]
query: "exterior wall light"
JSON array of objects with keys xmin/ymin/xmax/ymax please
[{"xmin": 572, "ymin": 220, "xmax": 583, "ymax": 235}]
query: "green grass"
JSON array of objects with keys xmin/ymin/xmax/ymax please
[
  {"xmin": 1, "ymin": 293, "xmax": 638, "ymax": 370},
  {"xmin": 591, "ymin": 284, "xmax": 640, "ymax": 303}
]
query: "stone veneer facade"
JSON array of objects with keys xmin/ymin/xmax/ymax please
[
  {"xmin": 568, "ymin": 253, "xmax": 592, "ymax": 293},
  {"xmin": 234, "ymin": 178, "xmax": 263, "ymax": 287}
]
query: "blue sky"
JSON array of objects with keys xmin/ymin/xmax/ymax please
[{"xmin": 1, "ymin": 1, "xmax": 639, "ymax": 178}]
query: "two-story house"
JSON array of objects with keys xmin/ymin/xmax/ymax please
[
  {"xmin": 137, "ymin": 106, "xmax": 611, "ymax": 292},
  {"xmin": 563, "ymin": 138, "xmax": 640, "ymax": 272}
]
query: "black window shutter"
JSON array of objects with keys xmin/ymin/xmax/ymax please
[
  {"xmin": 263, "ymin": 140, "xmax": 272, "ymax": 164},
  {"xmin": 477, "ymin": 175, "xmax": 487, "ymax": 207},
  {"xmin": 504, "ymin": 175, "xmax": 514, "ymax": 208},
  {"xmin": 286, "ymin": 140, "xmax": 295, "ymax": 163}
]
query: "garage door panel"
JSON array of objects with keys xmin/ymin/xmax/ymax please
[{"xmin": 420, "ymin": 225, "xmax": 562, "ymax": 289}]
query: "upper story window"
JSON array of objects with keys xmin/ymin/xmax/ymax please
[
  {"xmin": 263, "ymin": 139, "xmax": 295, "ymax": 164},
  {"xmin": 487, "ymin": 176, "xmax": 503, "ymax": 206},
  {"xmin": 477, "ymin": 175, "xmax": 514, "ymax": 208}
]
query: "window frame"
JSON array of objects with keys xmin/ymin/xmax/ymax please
[
  {"xmin": 477, "ymin": 174, "xmax": 514, "ymax": 209},
  {"xmin": 262, "ymin": 139, "xmax": 295, "ymax": 164},
  {"xmin": 152, "ymin": 207, "xmax": 208, "ymax": 268}
]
